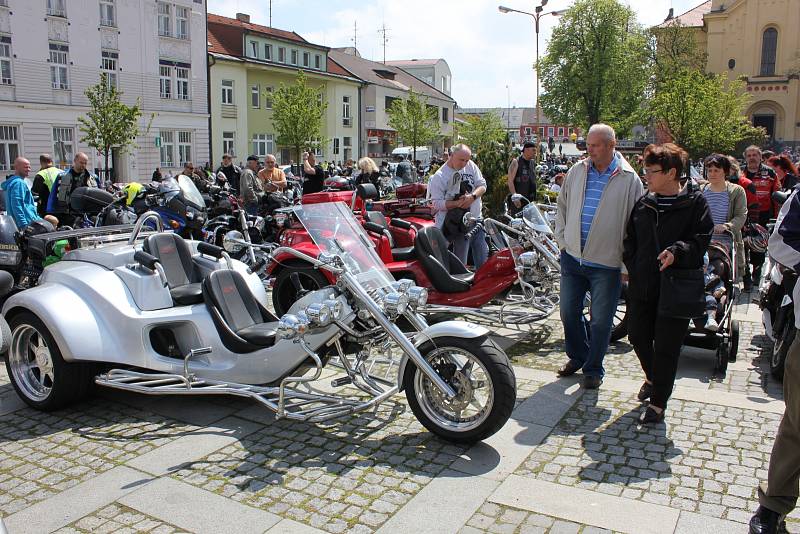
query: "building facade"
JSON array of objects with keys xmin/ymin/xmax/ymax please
[
  {"xmin": 458, "ymin": 107, "xmax": 526, "ymax": 146},
  {"xmin": 330, "ymin": 50, "xmax": 455, "ymax": 161},
  {"xmin": 518, "ymin": 108, "xmax": 580, "ymax": 144},
  {"xmin": 385, "ymin": 59, "xmax": 452, "ymax": 97},
  {"xmin": 207, "ymin": 13, "xmax": 362, "ymax": 166},
  {"xmin": 0, "ymin": 0, "xmax": 209, "ymax": 182}
]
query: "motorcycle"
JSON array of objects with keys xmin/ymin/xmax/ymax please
[
  {"xmin": 133, "ymin": 175, "xmax": 208, "ymax": 239},
  {"xmin": 3, "ymin": 209, "xmax": 516, "ymax": 443}
]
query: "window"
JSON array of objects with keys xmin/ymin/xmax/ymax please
[
  {"xmin": 221, "ymin": 79, "xmax": 233, "ymax": 105},
  {"xmin": 175, "ymin": 6, "xmax": 189, "ymax": 40},
  {"xmin": 568, "ymin": 128, "xmax": 574, "ymax": 135},
  {"xmin": 310, "ymin": 136, "xmax": 322, "ymax": 157},
  {"xmin": 99, "ymin": 0, "xmax": 116, "ymax": 27},
  {"xmin": 157, "ymin": 2, "xmax": 172, "ymax": 37},
  {"xmin": 47, "ymin": 0, "xmax": 66, "ymax": 17},
  {"xmin": 343, "ymin": 137, "xmax": 351, "ymax": 148},
  {"xmin": 222, "ymin": 131, "xmax": 235, "ymax": 157},
  {"xmin": 252, "ymin": 134, "xmax": 274, "ymax": 157},
  {"xmin": 342, "ymin": 96, "xmax": 351, "ymax": 126},
  {"xmin": 159, "ymin": 65, "xmax": 172, "ymax": 98},
  {"xmin": 49, "ymin": 44, "xmax": 69, "ymax": 90},
  {"xmin": 333, "ymin": 138, "xmax": 340, "ymax": 155},
  {"xmin": 251, "ymin": 84, "xmax": 260, "ymax": 108},
  {"xmin": 52, "ymin": 127, "xmax": 74, "ymax": 165},
  {"xmin": 101, "ymin": 51, "xmax": 118, "ymax": 90},
  {"xmin": 0, "ymin": 38, "xmax": 12, "ymax": 85},
  {"xmin": 315, "ymin": 55, "xmax": 321, "ymax": 69},
  {"xmin": 558, "ymin": 127, "xmax": 564, "ymax": 137},
  {"xmin": 290, "ymin": 49, "xmax": 298, "ymax": 65},
  {"xmin": 385, "ymin": 96, "xmax": 399, "ymax": 112},
  {"xmin": 0, "ymin": 126, "xmax": 18, "ymax": 171},
  {"xmin": 278, "ymin": 47, "xmax": 286, "ymax": 63},
  {"xmin": 264, "ymin": 44, "xmax": 272, "ymax": 60},
  {"xmin": 160, "ymin": 130, "xmax": 174, "ymax": 166},
  {"xmin": 547, "ymin": 127, "xmax": 554, "ymax": 137},
  {"xmin": 176, "ymin": 67, "xmax": 189, "ymax": 100},
  {"xmin": 760, "ymin": 28, "xmax": 778, "ymax": 76},
  {"xmin": 442, "ymin": 107, "xmax": 449, "ymax": 123},
  {"xmin": 303, "ymin": 52, "xmax": 310, "ymax": 67},
  {"xmin": 249, "ymin": 41, "xmax": 258, "ymax": 58},
  {"xmin": 264, "ymin": 86, "xmax": 273, "ymax": 109},
  {"xmin": 525, "ymin": 127, "xmax": 532, "ymax": 135},
  {"xmin": 178, "ymin": 131, "xmax": 191, "ymax": 164},
  {"xmin": 538, "ymin": 127, "xmax": 544, "ymax": 137}
]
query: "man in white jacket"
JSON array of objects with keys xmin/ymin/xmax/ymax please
[{"xmin": 427, "ymin": 144, "xmax": 489, "ymax": 268}]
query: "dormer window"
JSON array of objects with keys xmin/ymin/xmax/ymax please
[{"xmin": 374, "ymin": 69, "xmax": 395, "ymax": 80}]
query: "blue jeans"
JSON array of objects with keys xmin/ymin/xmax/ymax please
[
  {"xmin": 452, "ymin": 227, "xmax": 489, "ymax": 269},
  {"xmin": 245, "ymin": 202, "xmax": 259, "ymax": 216},
  {"xmin": 559, "ymin": 251, "xmax": 622, "ymax": 377}
]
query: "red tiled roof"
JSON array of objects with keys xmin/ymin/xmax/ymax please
[
  {"xmin": 657, "ymin": 1, "xmax": 712, "ymax": 28},
  {"xmin": 207, "ymin": 13, "xmax": 312, "ymax": 46},
  {"xmin": 327, "ymin": 57, "xmax": 353, "ymax": 78}
]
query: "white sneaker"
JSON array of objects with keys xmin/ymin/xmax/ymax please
[{"xmin": 705, "ymin": 316, "xmax": 719, "ymax": 332}]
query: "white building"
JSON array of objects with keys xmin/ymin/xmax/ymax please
[
  {"xmin": 385, "ymin": 59, "xmax": 452, "ymax": 97},
  {"xmin": 0, "ymin": 0, "xmax": 209, "ymax": 182}
]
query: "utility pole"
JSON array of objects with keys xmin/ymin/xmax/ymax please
[
  {"xmin": 269, "ymin": 0, "xmax": 272, "ymax": 27},
  {"xmin": 378, "ymin": 23, "xmax": 389, "ymax": 64}
]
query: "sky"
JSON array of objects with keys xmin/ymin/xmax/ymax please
[{"xmin": 207, "ymin": 0, "xmax": 704, "ymax": 109}]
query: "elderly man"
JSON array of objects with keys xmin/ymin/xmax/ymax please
[
  {"xmin": 258, "ymin": 154, "xmax": 287, "ymax": 193},
  {"xmin": 216, "ymin": 154, "xmax": 241, "ymax": 193},
  {"xmin": 555, "ymin": 124, "xmax": 643, "ymax": 389},
  {"xmin": 2, "ymin": 157, "xmax": 58, "ymax": 231},
  {"xmin": 47, "ymin": 152, "xmax": 97, "ymax": 217},
  {"xmin": 240, "ymin": 155, "xmax": 264, "ymax": 215},
  {"xmin": 428, "ymin": 144, "xmax": 489, "ymax": 268},
  {"xmin": 743, "ymin": 145, "xmax": 778, "ymax": 289}
]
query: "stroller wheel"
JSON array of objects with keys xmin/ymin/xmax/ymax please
[
  {"xmin": 715, "ymin": 342, "xmax": 729, "ymax": 374},
  {"xmin": 728, "ymin": 319, "xmax": 739, "ymax": 362}
]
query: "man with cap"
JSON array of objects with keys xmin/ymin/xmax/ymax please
[
  {"xmin": 240, "ymin": 155, "xmax": 264, "ymax": 215},
  {"xmin": 507, "ymin": 142, "xmax": 538, "ymax": 214}
]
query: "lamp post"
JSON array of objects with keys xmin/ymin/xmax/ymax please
[
  {"xmin": 498, "ymin": 3, "xmax": 562, "ymax": 138},
  {"xmin": 506, "ymin": 85, "xmax": 511, "ymax": 139}
]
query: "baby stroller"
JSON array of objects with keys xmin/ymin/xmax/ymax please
[{"xmin": 683, "ymin": 230, "xmax": 740, "ymax": 373}]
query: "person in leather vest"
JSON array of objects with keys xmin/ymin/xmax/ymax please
[{"xmin": 507, "ymin": 142, "xmax": 538, "ymax": 208}]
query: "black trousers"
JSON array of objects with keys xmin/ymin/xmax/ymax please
[{"xmin": 627, "ymin": 298, "xmax": 690, "ymax": 410}]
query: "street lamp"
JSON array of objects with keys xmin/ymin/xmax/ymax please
[{"xmin": 498, "ymin": 3, "xmax": 562, "ymax": 134}]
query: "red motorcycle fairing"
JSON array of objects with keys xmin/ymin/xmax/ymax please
[{"xmin": 301, "ymin": 190, "xmax": 365, "ymax": 211}]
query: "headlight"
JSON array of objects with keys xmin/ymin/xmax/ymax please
[
  {"xmin": 323, "ymin": 298, "xmax": 344, "ymax": 321},
  {"xmin": 274, "ymin": 212, "xmax": 288, "ymax": 228},
  {"xmin": 406, "ymin": 286, "xmax": 428, "ymax": 308},
  {"xmin": 382, "ymin": 291, "xmax": 409, "ymax": 316},
  {"xmin": 276, "ymin": 313, "xmax": 310, "ymax": 340},
  {"xmin": 0, "ymin": 250, "xmax": 21, "ymax": 265},
  {"xmin": 223, "ymin": 230, "xmax": 245, "ymax": 254},
  {"xmin": 391, "ymin": 279, "xmax": 414, "ymax": 293},
  {"xmin": 517, "ymin": 251, "xmax": 537, "ymax": 268},
  {"xmin": 255, "ymin": 217, "xmax": 266, "ymax": 232},
  {"xmin": 510, "ymin": 219, "xmax": 525, "ymax": 231},
  {"xmin": 305, "ymin": 302, "xmax": 332, "ymax": 327}
]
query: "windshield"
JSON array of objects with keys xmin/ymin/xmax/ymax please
[
  {"xmin": 293, "ymin": 202, "xmax": 394, "ymax": 292},
  {"xmin": 177, "ymin": 175, "xmax": 206, "ymax": 208},
  {"xmin": 523, "ymin": 203, "xmax": 554, "ymax": 235}
]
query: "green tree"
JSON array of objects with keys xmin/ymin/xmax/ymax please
[
  {"xmin": 649, "ymin": 70, "xmax": 765, "ymax": 159},
  {"xmin": 78, "ymin": 74, "xmax": 146, "ymax": 180},
  {"xmin": 460, "ymin": 111, "xmax": 506, "ymax": 154},
  {"xmin": 386, "ymin": 88, "xmax": 440, "ymax": 163},
  {"xmin": 648, "ymin": 20, "xmax": 707, "ymax": 88},
  {"xmin": 538, "ymin": 0, "xmax": 650, "ymax": 136},
  {"xmin": 272, "ymin": 71, "xmax": 327, "ymax": 163}
]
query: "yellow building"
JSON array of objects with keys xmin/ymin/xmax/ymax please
[{"xmin": 664, "ymin": 0, "xmax": 800, "ymax": 148}]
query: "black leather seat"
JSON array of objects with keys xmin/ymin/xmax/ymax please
[
  {"xmin": 203, "ymin": 269, "xmax": 280, "ymax": 353},
  {"xmin": 143, "ymin": 233, "xmax": 204, "ymax": 305},
  {"xmin": 413, "ymin": 226, "xmax": 474, "ymax": 293},
  {"xmin": 365, "ymin": 211, "xmax": 416, "ymax": 261}
]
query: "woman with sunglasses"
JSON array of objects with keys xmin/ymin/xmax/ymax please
[{"xmin": 700, "ymin": 154, "xmax": 748, "ymax": 282}]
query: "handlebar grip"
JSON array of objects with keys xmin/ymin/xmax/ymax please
[
  {"xmin": 134, "ymin": 250, "xmax": 159, "ymax": 271},
  {"xmin": 363, "ymin": 221, "xmax": 386, "ymax": 235},
  {"xmin": 389, "ymin": 218, "xmax": 412, "ymax": 230},
  {"xmin": 197, "ymin": 241, "xmax": 224, "ymax": 259}
]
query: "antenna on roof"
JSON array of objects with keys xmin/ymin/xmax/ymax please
[
  {"xmin": 352, "ymin": 21, "xmax": 357, "ymax": 49},
  {"xmin": 378, "ymin": 23, "xmax": 389, "ymax": 65}
]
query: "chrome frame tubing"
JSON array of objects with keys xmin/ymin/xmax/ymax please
[
  {"xmin": 238, "ymin": 210, "xmax": 258, "ymax": 265},
  {"xmin": 127, "ymin": 211, "xmax": 164, "ymax": 245}
]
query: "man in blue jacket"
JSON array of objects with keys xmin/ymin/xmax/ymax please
[{"xmin": 2, "ymin": 157, "xmax": 41, "ymax": 229}]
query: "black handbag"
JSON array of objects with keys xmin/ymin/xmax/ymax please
[{"xmin": 653, "ymin": 219, "xmax": 706, "ymax": 319}]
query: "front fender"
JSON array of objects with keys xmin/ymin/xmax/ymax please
[{"xmin": 397, "ymin": 320, "xmax": 490, "ymax": 390}]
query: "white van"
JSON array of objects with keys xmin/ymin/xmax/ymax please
[{"xmin": 391, "ymin": 146, "xmax": 431, "ymax": 165}]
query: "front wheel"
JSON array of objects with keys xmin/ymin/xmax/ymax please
[
  {"xmin": 404, "ymin": 335, "xmax": 516, "ymax": 443},
  {"xmin": 272, "ymin": 261, "xmax": 330, "ymax": 316}
]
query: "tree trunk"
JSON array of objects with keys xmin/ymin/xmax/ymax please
[{"xmin": 104, "ymin": 149, "xmax": 110, "ymax": 187}]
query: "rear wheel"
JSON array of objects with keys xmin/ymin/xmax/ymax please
[
  {"xmin": 272, "ymin": 261, "xmax": 330, "ymax": 316},
  {"xmin": 728, "ymin": 319, "xmax": 740, "ymax": 362},
  {"xmin": 404, "ymin": 335, "xmax": 516, "ymax": 443},
  {"xmin": 715, "ymin": 341, "xmax": 729, "ymax": 374},
  {"xmin": 5, "ymin": 312, "xmax": 93, "ymax": 410},
  {"xmin": 771, "ymin": 317, "xmax": 794, "ymax": 380}
]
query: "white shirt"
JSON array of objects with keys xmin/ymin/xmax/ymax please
[{"xmin": 427, "ymin": 160, "xmax": 487, "ymax": 227}]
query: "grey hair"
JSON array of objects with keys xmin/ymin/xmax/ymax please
[
  {"xmin": 265, "ymin": 154, "xmax": 277, "ymax": 162},
  {"xmin": 450, "ymin": 143, "xmax": 472, "ymax": 155},
  {"xmin": 743, "ymin": 145, "xmax": 762, "ymax": 157},
  {"xmin": 587, "ymin": 124, "xmax": 616, "ymax": 144}
]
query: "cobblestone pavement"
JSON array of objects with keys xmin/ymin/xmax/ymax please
[{"xmin": 0, "ymin": 292, "xmax": 793, "ymax": 533}]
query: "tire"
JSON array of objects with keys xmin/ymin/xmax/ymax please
[
  {"xmin": 728, "ymin": 319, "xmax": 739, "ymax": 363},
  {"xmin": 771, "ymin": 320, "xmax": 794, "ymax": 380},
  {"xmin": 715, "ymin": 342, "xmax": 729, "ymax": 374},
  {"xmin": 0, "ymin": 316, "xmax": 10, "ymax": 355},
  {"xmin": 272, "ymin": 261, "xmax": 330, "ymax": 316},
  {"xmin": 5, "ymin": 312, "xmax": 93, "ymax": 410},
  {"xmin": 404, "ymin": 335, "xmax": 516, "ymax": 444}
]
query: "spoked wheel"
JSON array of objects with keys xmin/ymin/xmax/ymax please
[
  {"xmin": 5, "ymin": 312, "xmax": 92, "ymax": 410},
  {"xmin": 583, "ymin": 283, "xmax": 628, "ymax": 342},
  {"xmin": 404, "ymin": 336, "xmax": 516, "ymax": 443},
  {"xmin": 272, "ymin": 261, "xmax": 330, "ymax": 316}
]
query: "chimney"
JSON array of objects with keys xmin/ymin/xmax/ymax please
[
  {"xmin": 664, "ymin": 8, "xmax": 674, "ymax": 21},
  {"xmin": 236, "ymin": 13, "xmax": 250, "ymax": 23}
]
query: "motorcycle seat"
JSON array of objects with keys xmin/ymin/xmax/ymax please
[
  {"xmin": 143, "ymin": 233, "xmax": 204, "ymax": 306},
  {"xmin": 203, "ymin": 269, "xmax": 280, "ymax": 353},
  {"xmin": 365, "ymin": 211, "xmax": 416, "ymax": 261},
  {"xmin": 413, "ymin": 226, "xmax": 472, "ymax": 293}
]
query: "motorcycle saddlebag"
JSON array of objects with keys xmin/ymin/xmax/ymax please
[
  {"xmin": 396, "ymin": 183, "xmax": 427, "ymax": 199},
  {"xmin": 70, "ymin": 187, "xmax": 114, "ymax": 214}
]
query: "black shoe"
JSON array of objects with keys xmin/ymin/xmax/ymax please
[
  {"xmin": 557, "ymin": 360, "xmax": 582, "ymax": 377},
  {"xmin": 637, "ymin": 382, "xmax": 653, "ymax": 402},
  {"xmin": 582, "ymin": 375, "xmax": 602, "ymax": 389},
  {"xmin": 749, "ymin": 506, "xmax": 782, "ymax": 534},
  {"xmin": 639, "ymin": 406, "xmax": 665, "ymax": 424},
  {"xmin": 744, "ymin": 279, "xmax": 753, "ymax": 291}
]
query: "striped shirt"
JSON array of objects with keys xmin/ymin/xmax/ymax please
[
  {"xmin": 703, "ymin": 189, "xmax": 729, "ymax": 225},
  {"xmin": 656, "ymin": 194, "xmax": 678, "ymax": 213},
  {"xmin": 580, "ymin": 155, "xmax": 619, "ymax": 249}
]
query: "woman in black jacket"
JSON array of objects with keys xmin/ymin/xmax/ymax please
[{"xmin": 623, "ymin": 143, "xmax": 714, "ymax": 424}]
